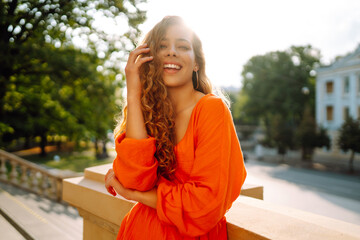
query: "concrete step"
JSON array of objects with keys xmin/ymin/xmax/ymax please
[
  {"xmin": 0, "ymin": 181, "xmax": 82, "ymax": 240},
  {"xmin": 0, "ymin": 213, "xmax": 25, "ymax": 240}
]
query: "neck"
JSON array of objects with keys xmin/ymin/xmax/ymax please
[{"xmin": 167, "ymin": 83, "xmax": 198, "ymax": 114}]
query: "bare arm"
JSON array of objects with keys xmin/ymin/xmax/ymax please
[
  {"xmin": 124, "ymin": 43, "xmax": 153, "ymax": 139},
  {"xmin": 104, "ymin": 45, "xmax": 157, "ymax": 204},
  {"xmin": 105, "ymin": 169, "xmax": 157, "ymax": 209}
]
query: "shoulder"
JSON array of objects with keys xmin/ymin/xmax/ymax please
[
  {"xmin": 194, "ymin": 94, "xmax": 231, "ymax": 122},
  {"xmin": 197, "ymin": 94, "xmax": 229, "ymax": 114}
]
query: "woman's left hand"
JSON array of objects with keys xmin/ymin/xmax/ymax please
[{"xmin": 105, "ymin": 169, "xmax": 134, "ymax": 200}]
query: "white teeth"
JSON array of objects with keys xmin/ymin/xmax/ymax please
[{"xmin": 164, "ymin": 64, "xmax": 181, "ymax": 70}]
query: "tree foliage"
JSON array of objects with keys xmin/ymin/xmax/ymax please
[
  {"xmin": 338, "ymin": 117, "xmax": 360, "ymax": 173},
  {"xmin": 240, "ymin": 45, "xmax": 321, "ymax": 156},
  {"xmin": 0, "ymin": 0, "xmax": 146, "ymax": 155}
]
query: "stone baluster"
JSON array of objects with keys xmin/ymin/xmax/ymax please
[
  {"xmin": 37, "ymin": 172, "xmax": 44, "ymax": 195},
  {"xmin": 0, "ymin": 157, "xmax": 7, "ymax": 180},
  {"xmin": 31, "ymin": 169, "xmax": 40, "ymax": 193},
  {"xmin": 49, "ymin": 177, "xmax": 57, "ymax": 200},
  {"xmin": 42, "ymin": 174, "xmax": 49, "ymax": 197},
  {"xmin": 20, "ymin": 165, "xmax": 29, "ymax": 188},
  {"xmin": 10, "ymin": 161, "xmax": 19, "ymax": 184},
  {"xmin": 56, "ymin": 178, "xmax": 62, "ymax": 201}
]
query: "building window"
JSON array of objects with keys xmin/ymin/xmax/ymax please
[
  {"xmin": 344, "ymin": 76, "xmax": 350, "ymax": 94},
  {"xmin": 358, "ymin": 106, "xmax": 360, "ymax": 120},
  {"xmin": 326, "ymin": 106, "xmax": 333, "ymax": 121},
  {"xmin": 343, "ymin": 106, "xmax": 349, "ymax": 120},
  {"xmin": 326, "ymin": 81, "xmax": 334, "ymax": 94}
]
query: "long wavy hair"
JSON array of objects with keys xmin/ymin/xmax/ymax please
[{"xmin": 115, "ymin": 16, "xmax": 213, "ymax": 179}]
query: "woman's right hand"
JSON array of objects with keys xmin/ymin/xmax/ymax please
[{"xmin": 125, "ymin": 43, "xmax": 153, "ymax": 99}]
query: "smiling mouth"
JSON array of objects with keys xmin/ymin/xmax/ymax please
[{"xmin": 164, "ymin": 64, "xmax": 182, "ymax": 70}]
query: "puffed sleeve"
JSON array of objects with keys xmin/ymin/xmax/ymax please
[
  {"xmin": 156, "ymin": 97, "xmax": 247, "ymax": 237},
  {"xmin": 112, "ymin": 133, "xmax": 158, "ymax": 191}
]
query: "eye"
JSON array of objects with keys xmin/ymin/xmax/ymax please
[
  {"xmin": 179, "ymin": 45, "xmax": 190, "ymax": 50},
  {"xmin": 159, "ymin": 44, "xmax": 167, "ymax": 49}
]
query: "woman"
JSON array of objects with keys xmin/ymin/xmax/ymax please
[{"xmin": 105, "ymin": 16, "xmax": 247, "ymax": 239}]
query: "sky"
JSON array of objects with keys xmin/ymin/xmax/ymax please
[{"xmin": 136, "ymin": 0, "xmax": 360, "ymax": 88}]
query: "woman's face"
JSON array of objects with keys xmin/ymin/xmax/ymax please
[{"xmin": 158, "ymin": 24, "xmax": 197, "ymax": 89}]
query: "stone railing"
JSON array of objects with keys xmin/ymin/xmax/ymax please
[
  {"xmin": 0, "ymin": 149, "xmax": 63, "ymax": 201},
  {"xmin": 63, "ymin": 164, "xmax": 360, "ymax": 240}
]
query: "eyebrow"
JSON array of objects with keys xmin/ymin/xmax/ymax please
[{"xmin": 161, "ymin": 38, "xmax": 191, "ymax": 44}]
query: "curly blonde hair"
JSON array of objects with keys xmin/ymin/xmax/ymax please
[{"xmin": 115, "ymin": 16, "xmax": 212, "ymax": 179}]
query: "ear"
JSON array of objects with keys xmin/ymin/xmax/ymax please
[{"xmin": 194, "ymin": 63, "xmax": 199, "ymax": 72}]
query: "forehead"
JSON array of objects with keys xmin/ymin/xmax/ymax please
[{"xmin": 162, "ymin": 24, "xmax": 193, "ymax": 42}]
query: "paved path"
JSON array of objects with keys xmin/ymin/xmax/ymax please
[
  {"xmin": 0, "ymin": 181, "xmax": 82, "ymax": 240},
  {"xmin": 244, "ymin": 159, "xmax": 360, "ymax": 225}
]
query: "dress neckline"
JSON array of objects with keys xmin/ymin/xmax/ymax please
[{"xmin": 175, "ymin": 93, "xmax": 213, "ymax": 147}]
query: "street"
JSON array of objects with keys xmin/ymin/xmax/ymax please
[{"xmin": 243, "ymin": 160, "xmax": 360, "ymax": 225}]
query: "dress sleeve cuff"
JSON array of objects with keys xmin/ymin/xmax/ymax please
[{"xmin": 113, "ymin": 132, "xmax": 158, "ymax": 191}]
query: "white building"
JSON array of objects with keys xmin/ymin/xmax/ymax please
[{"xmin": 315, "ymin": 44, "xmax": 360, "ymax": 152}]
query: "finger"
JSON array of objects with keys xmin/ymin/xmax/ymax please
[
  {"xmin": 104, "ymin": 171, "xmax": 111, "ymax": 182},
  {"xmin": 105, "ymin": 181, "xmax": 110, "ymax": 190},
  {"xmin": 104, "ymin": 176, "xmax": 113, "ymax": 188},
  {"xmin": 136, "ymin": 56, "xmax": 154, "ymax": 64},
  {"xmin": 105, "ymin": 184, "xmax": 115, "ymax": 196},
  {"xmin": 105, "ymin": 169, "xmax": 114, "ymax": 180},
  {"xmin": 109, "ymin": 186, "xmax": 116, "ymax": 196},
  {"xmin": 128, "ymin": 47, "xmax": 151, "ymax": 62},
  {"xmin": 135, "ymin": 43, "xmax": 148, "ymax": 49},
  {"xmin": 135, "ymin": 56, "xmax": 153, "ymax": 65}
]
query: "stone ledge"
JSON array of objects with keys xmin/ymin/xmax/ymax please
[
  {"xmin": 226, "ymin": 196, "xmax": 360, "ymax": 240},
  {"xmin": 63, "ymin": 164, "xmax": 360, "ymax": 240},
  {"xmin": 63, "ymin": 176, "xmax": 135, "ymax": 227}
]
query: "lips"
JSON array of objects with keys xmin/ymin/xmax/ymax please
[
  {"xmin": 164, "ymin": 63, "xmax": 181, "ymax": 70},
  {"xmin": 163, "ymin": 63, "xmax": 182, "ymax": 74}
]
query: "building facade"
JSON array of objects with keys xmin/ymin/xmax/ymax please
[{"xmin": 316, "ymin": 44, "xmax": 360, "ymax": 152}]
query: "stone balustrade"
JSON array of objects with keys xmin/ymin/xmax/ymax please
[
  {"xmin": 63, "ymin": 163, "xmax": 360, "ymax": 240},
  {"xmin": 0, "ymin": 149, "xmax": 63, "ymax": 201}
]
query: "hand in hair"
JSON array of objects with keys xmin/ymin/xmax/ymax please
[
  {"xmin": 125, "ymin": 43, "xmax": 153, "ymax": 99},
  {"xmin": 124, "ymin": 43, "xmax": 152, "ymax": 139}
]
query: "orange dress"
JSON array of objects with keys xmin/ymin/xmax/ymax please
[{"xmin": 113, "ymin": 94, "xmax": 247, "ymax": 239}]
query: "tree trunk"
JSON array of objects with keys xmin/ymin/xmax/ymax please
[
  {"xmin": 301, "ymin": 147, "xmax": 314, "ymax": 162},
  {"xmin": 279, "ymin": 153, "xmax": 285, "ymax": 163},
  {"xmin": 349, "ymin": 151, "xmax": 355, "ymax": 173},
  {"xmin": 40, "ymin": 134, "xmax": 47, "ymax": 157},
  {"xmin": 94, "ymin": 138, "xmax": 99, "ymax": 157},
  {"xmin": 24, "ymin": 136, "xmax": 30, "ymax": 149},
  {"xmin": 56, "ymin": 140, "xmax": 62, "ymax": 151},
  {"xmin": 102, "ymin": 140, "xmax": 109, "ymax": 158}
]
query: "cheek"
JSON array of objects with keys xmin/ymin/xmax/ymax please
[{"xmin": 186, "ymin": 52, "xmax": 196, "ymax": 66}]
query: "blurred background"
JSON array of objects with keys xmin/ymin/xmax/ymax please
[{"xmin": 0, "ymin": 0, "xmax": 360, "ymax": 238}]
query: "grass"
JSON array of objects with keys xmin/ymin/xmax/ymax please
[{"xmin": 22, "ymin": 148, "xmax": 115, "ymax": 173}]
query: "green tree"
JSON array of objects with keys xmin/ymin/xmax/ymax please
[
  {"xmin": 0, "ymin": 0, "xmax": 146, "ymax": 154},
  {"xmin": 295, "ymin": 107, "xmax": 330, "ymax": 161},
  {"xmin": 231, "ymin": 89, "xmax": 257, "ymax": 126},
  {"xmin": 338, "ymin": 117, "xmax": 360, "ymax": 173},
  {"xmin": 239, "ymin": 45, "xmax": 321, "ymax": 156}
]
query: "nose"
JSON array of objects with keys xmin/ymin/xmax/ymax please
[{"xmin": 166, "ymin": 44, "xmax": 177, "ymax": 57}]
